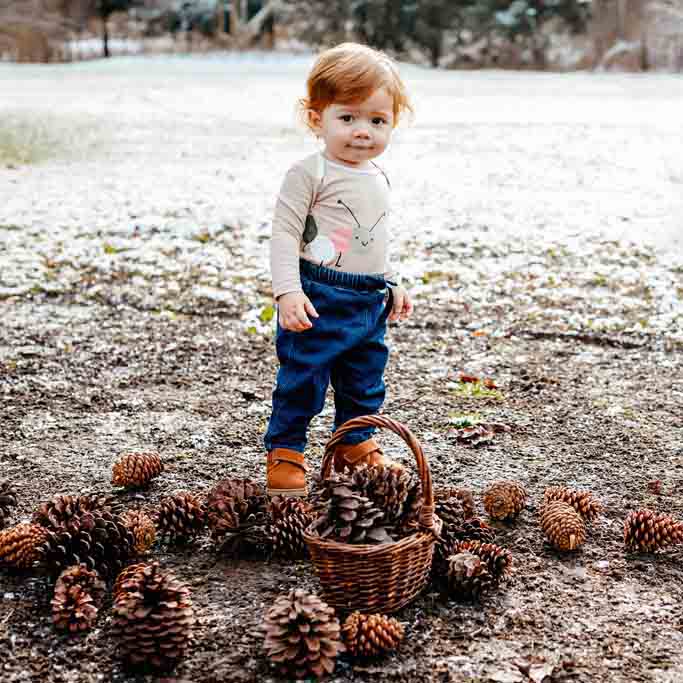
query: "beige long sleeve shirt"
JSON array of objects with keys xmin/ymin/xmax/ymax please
[{"xmin": 270, "ymin": 153, "xmax": 395, "ymax": 299}]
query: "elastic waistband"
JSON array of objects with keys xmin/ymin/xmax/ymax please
[{"xmin": 300, "ymin": 259, "xmax": 387, "ymax": 292}]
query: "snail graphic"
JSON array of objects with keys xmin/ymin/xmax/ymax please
[{"xmin": 303, "ymin": 200, "xmax": 386, "ymax": 268}]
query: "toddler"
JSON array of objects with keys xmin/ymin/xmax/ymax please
[{"xmin": 264, "ymin": 42, "xmax": 414, "ymax": 496}]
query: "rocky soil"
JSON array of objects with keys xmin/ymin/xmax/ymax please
[{"xmin": 1, "ymin": 52, "xmax": 682, "ymax": 682}]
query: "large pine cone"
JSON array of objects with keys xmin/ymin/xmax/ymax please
[
  {"xmin": 0, "ymin": 481, "xmax": 18, "ymax": 529},
  {"xmin": 112, "ymin": 452, "xmax": 164, "ymax": 488},
  {"xmin": 623, "ymin": 509, "xmax": 683, "ymax": 552},
  {"xmin": 540, "ymin": 500, "xmax": 586, "ymax": 551},
  {"xmin": 350, "ymin": 464, "xmax": 412, "ymax": 524},
  {"xmin": 451, "ymin": 540, "xmax": 513, "ymax": 584},
  {"xmin": 155, "ymin": 492, "xmax": 206, "ymax": 543},
  {"xmin": 122, "ymin": 510, "xmax": 156, "ymax": 554},
  {"xmin": 446, "ymin": 552, "xmax": 494, "ymax": 601},
  {"xmin": 38, "ymin": 510, "xmax": 136, "ymax": 577},
  {"xmin": 0, "ymin": 523, "xmax": 50, "ymax": 568},
  {"xmin": 51, "ymin": 565, "xmax": 106, "ymax": 633},
  {"xmin": 32, "ymin": 494, "xmax": 122, "ymax": 528},
  {"xmin": 342, "ymin": 611, "xmax": 404, "ymax": 659},
  {"xmin": 263, "ymin": 589, "xmax": 344, "ymax": 679},
  {"xmin": 483, "ymin": 481, "xmax": 527, "ymax": 521},
  {"xmin": 112, "ymin": 562, "xmax": 194, "ymax": 670},
  {"xmin": 544, "ymin": 486, "xmax": 602, "ymax": 521},
  {"xmin": 311, "ymin": 481, "xmax": 393, "ymax": 545},
  {"xmin": 206, "ymin": 478, "xmax": 270, "ymax": 555},
  {"xmin": 268, "ymin": 497, "xmax": 314, "ymax": 559}
]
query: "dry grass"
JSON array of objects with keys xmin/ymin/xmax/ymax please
[{"xmin": 0, "ymin": 111, "xmax": 104, "ymax": 165}]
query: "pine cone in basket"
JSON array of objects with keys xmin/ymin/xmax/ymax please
[
  {"xmin": 122, "ymin": 510, "xmax": 156, "ymax": 554},
  {"xmin": 0, "ymin": 481, "xmax": 18, "ymax": 529},
  {"xmin": 51, "ymin": 564, "xmax": 106, "ymax": 633},
  {"xmin": 111, "ymin": 451, "xmax": 164, "ymax": 488},
  {"xmin": 155, "ymin": 492, "xmax": 206, "ymax": 543},
  {"xmin": 446, "ymin": 552, "xmax": 494, "ymax": 601},
  {"xmin": 38, "ymin": 510, "xmax": 136, "ymax": 577},
  {"xmin": 351, "ymin": 464, "xmax": 413, "ymax": 524},
  {"xmin": 267, "ymin": 496, "xmax": 314, "ymax": 559},
  {"xmin": 483, "ymin": 480, "xmax": 528, "ymax": 521},
  {"xmin": 32, "ymin": 494, "xmax": 122, "ymax": 528},
  {"xmin": 0, "ymin": 523, "xmax": 50, "ymax": 568},
  {"xmin": 395, "ymin": 478, "xmax": 424, "ymax": 536},
  {"xmin": 342, "ymin": 611, "xmax": 404, "ymax": 659},
  {"xmin": 543, "ymin": 486, "xmax": 602, "ymax": 521},
  {"xmin": 311, "ymin": 481, "xmax": 393, "ymax": 545},
  {"xmin": 111, "ymin": 562, "xmax": 194, "ymax": 670},
  {"xmin": 540, "ymin": 500, "xmax": 586, "ymax": 551},
  {"xmin": 623, "ymin": 509, "xmax": 683, "ymax": 552},
  {"xmin": 263, "ymin": 589, "xmax": 344, "ymax": 679},
  {"xmin": 205, "ymin": 478, "xmax": 270, "ymax": 555}
]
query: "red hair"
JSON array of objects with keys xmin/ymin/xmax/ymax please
[{"xmin": 300, "ymin": 43, "xmax": 413, "ymax": 129}]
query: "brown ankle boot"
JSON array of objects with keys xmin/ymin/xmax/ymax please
[
  {"xmin": 332, "ymin": 438, "xmax": 401, "ymax": 473},
  {"xmin": 266, "ymin": 448, "xmax": 309, "ymax": 497}
]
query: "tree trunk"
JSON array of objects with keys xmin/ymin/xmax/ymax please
[{"xmin": 102, "ymin": 16, "xmax": 109, "ymax": 57}]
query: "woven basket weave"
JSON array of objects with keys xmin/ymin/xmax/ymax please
[{"xmin": 303, "ymin": 415, "xmax": 441, "ymax": 614}]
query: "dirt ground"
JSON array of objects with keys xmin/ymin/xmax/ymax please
[{"xmin": 1, "ymin": 53, "xmax": 683, "ymax": 682}]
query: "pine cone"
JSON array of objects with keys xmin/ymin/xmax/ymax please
[
  {"xmin": 350, "ymin": 464, "xmax": 413, "ymax": 524},
  {"xmin": 0, "ymin": 523, "xmax": 49, "ymax": 568},
  {"xmin": 456, "ymin": 518, "xmax": 497, "ymax": 543},
  {"xmin": 155, "ymin": 492, "xmax": 206, "ymax": 543},
  {"xmin": 111, "ymin": 562, "xmax": 194, "ymax": 670},
  {"xmin": 39, "ymin": 510, "xmax": 136, "ymax": 577},
  {"xmin": 206, "ymin": 478, "xmax": 270, "ymax": 555},
  {"xmin": 483, "ymin": 480, "xmax": 527, "ymax": 521},
  {"xmin": 446, "ymin": 552, "xmax": 494, "ymax": 601},
  {"xmin": 51, "ymin": 565, "xmax": 106, "ymax": 633},
  {"xmin": 451, "ymin": 540, "xmax": 513, "ymax": 584},
  {"xmin": 540, "ymin": 500, "xmax": 586, "ymax": 551},
  {"xmin": 263, "ymin": 589, "xmax": 344, "ymax": 679},
  {"xmin": 268, "ymin": 497, "xmax": 314, "ymax": 559},
  {"xmin": 112, "ymin": 452, "xmax": 163, "ymax": 488},
  {"xmin": 342, "ymin": 612, "xmax": 404, "ymax": 658},
  {"xmin": 0, "ymin": 481, "xmax": 18, "ymax": 529},
  {"xmin": 122, "ymin": 510, "xmax": 156, "ymax": 554},
  {"xmin": 544, "ymin": 486, "xmax": 602, "ymax": 521},
  {"xmin": 623, "ymin": 509, "xmax": 683, "ymax": 552},
  {"xmin": 32, "ymin": 494, "xmax": 122, "ymax": 528},
  {"xmin": 113, "ymin": 562, "xmax": 148, "ymax": 600},
  {"xmin": 435, "ymin": 487, "xmax": 476, "ymax": 519},
  {"xmin": 311, "ymin": 481, "xmax": 393, "ymax": 545},
  {"xmin": 395, "ymin": 479, "xmax": 424, "ymax": 536}
]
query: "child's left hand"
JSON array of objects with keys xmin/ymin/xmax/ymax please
[{"xmin": 388, "ymin": 285, "xmax": 413, "ymax": 323}]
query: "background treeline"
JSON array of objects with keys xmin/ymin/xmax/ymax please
[{"xmin": 0, "ymin": 0, "xmax": 681, "ymax": 70}]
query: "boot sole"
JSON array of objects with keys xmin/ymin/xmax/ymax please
[{"xmin": 267, "ymin": 487, "xmax": 308, "ymax": 497}]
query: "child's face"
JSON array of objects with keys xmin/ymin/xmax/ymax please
[{"xmin": 309, "ymin": 88, "xmax": 395, "ymax": 168}]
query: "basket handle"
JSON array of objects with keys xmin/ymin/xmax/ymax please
[{"xmin": 322, "ymin": 415, "xmax": 436, "ymax": 531}]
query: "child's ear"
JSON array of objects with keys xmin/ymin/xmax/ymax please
[{"xmin": 308, "ymin": 109, "xmax": 322, "ymax": 134}]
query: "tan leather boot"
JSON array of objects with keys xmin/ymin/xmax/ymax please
[
  {"xmin": 332, "ymin": 438, "xmax": 401, "ymax": 473},
  {"xmin": 266, "ymin": 448, "xmax": 310, "ymax": 497}
]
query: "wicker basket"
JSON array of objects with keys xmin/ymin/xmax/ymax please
[{"xmin": 303, "ymin": 415, "xmax": 441, "ymax": 614}]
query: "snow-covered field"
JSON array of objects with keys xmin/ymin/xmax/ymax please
[
  {"xmin": 0, "ymin": 52, "xmax": 681, "ymax": 339},
  {"xmin": 1, "ymin": 51, "xmax": 681, "ymax": 246}
]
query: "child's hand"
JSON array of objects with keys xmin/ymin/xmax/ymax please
[
  {"xmin": 278, "ymin": 291, "xmax": 319, "ymax": 332},
  {"xmin": 388, "ymin": 285, "xmax": 413, "ymax": 323}
]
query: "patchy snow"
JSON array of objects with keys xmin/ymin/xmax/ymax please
[{"xmin": 0, "ymin": 52, "xmax": 681, "ymax": 340}]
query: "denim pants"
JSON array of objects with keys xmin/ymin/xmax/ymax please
[{"xmin": 264, "ymin": 260, "xmax": 392, "ymax": 453}]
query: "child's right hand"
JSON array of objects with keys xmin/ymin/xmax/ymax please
[{"xmin": 277, "ymin": 291, "xmax": 319, "ymax": 332}]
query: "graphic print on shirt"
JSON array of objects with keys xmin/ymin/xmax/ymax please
[{"xmin": 301, "ymin": 201, "xmax": 386, "ymax": 268}]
